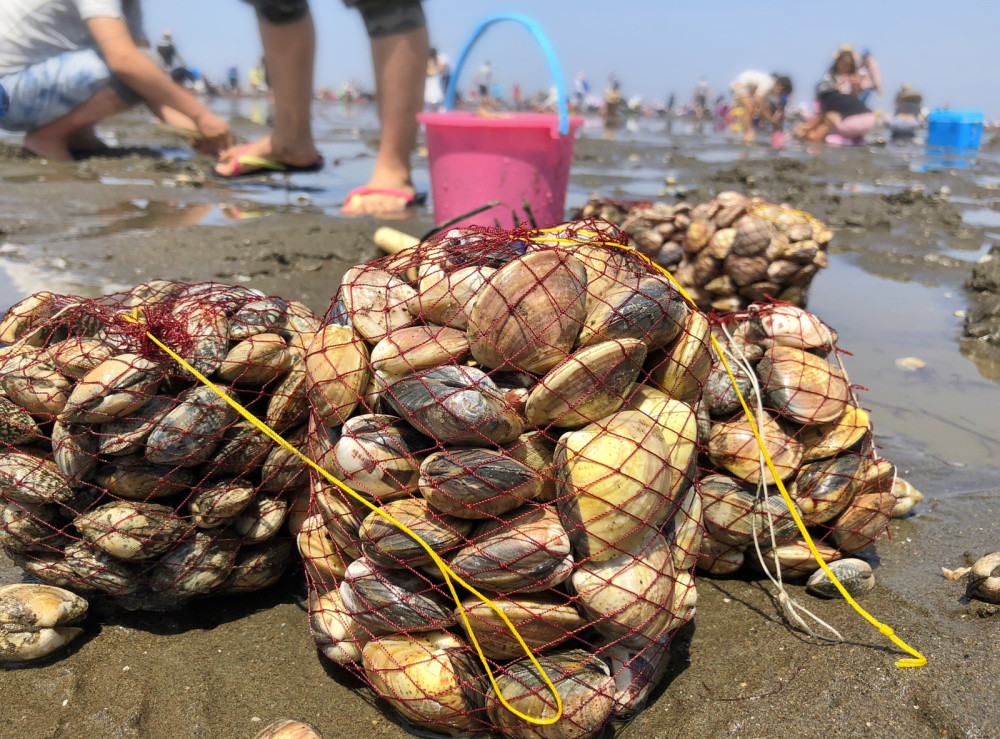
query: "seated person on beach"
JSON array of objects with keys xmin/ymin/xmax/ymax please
[
  {"xmin": 729, "ymin": 71, "xmax": 793, "ymax": 142},
  {"xmin": 0, "ymin": 0, "xmax": 231, "ymax": 161},
  {"xmin": 888, "ymin": 84, "xmax": 924, "ymax": 139},
  {"xmin": 793, "ymin": 84, "xmax": 875, "ymax": 144}
]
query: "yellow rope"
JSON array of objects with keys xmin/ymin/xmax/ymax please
[
  {"xmin": 121, "ymin": 309, "xmax": 564, "ymax": 724},
  {"xmin": 531, "ymin": 227, "xmax": 926, "ymax": 668}
]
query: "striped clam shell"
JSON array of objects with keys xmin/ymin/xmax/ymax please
[
  {"xmin": 60, "ymin": 353, "xmax": 163, "ymax": 424},
  {"xmin": 145, "ymin": 384, "xmax": 238, "ymax": 468},
  {"xmin": 419, "ymin": 448, "xmax": 543, "ymax": 519},
  {"xmin": 73, "ymin": 501, "xmax": 187, "ymax": 561},
  {"xmin": 340, "ymin": 556, "xmax": 455, "ymax": 634},
  {"xmin": 219, "ymin": 539, "xmax": 293, "ymax": 594},
  {"xmin": 359, "ymin": 498, "xmax": 473, "ymax": 569},
  {"xmin": 806, "ymin": 557, "xmax": 874, "ymax": 598}
]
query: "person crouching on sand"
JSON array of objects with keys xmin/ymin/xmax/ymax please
[
  {"xmin": 0, "ymin": 0, "xmax": 232, "ymax": 161},
  {"xmin": 793, "ymin": 80, "xmax": 876, "ymax": 144},
  {"xmin": 729, "ymin": 71, "xmax": 793, "ymax": 143}
]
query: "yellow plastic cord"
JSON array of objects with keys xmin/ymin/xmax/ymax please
[
  {"xmin": 121, "ymin": 309, "xmax": 564, "ymax": 724},
  {"xmin": 530, "ymin": 227, "xmax": 927, "ymax": 668}
]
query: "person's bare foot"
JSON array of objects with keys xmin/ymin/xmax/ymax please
[
  {"xmin": 341, "ymin": 179, "xmax": 418, "ymax": 217},
  {"xmin": 22, "ymin": 131, "xmax": 73, "ymax": 161},
  {"xmin": 213, "ymin": 135, "xmax": 320, "ymax": 177}
]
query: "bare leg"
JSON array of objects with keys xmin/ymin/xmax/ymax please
[
  {"xmin": 23, "ymin": 86, "xmax": 130, "ymax": 161},
  {"xmin": 214, "ymin": 12, "xmax": 320, "ymax": 177},
  {"xmin": 737, "ymin": 94, "xmax": 756, "ymax": 142},
  {"xmin": 342, "ymin": 25, "xmax": 428, "ymax": 216}
]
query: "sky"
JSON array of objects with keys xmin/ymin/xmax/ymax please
[{"xmin": 145, "ymin": 1, "xmax": 998, "ymax": 119}]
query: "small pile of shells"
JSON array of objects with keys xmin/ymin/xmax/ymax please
[
  {"xmin": 303, "ymin": 225, "xmax": 701, "ymax": 737},
  {"xmin": 693, "ymin": 302, "xmax": 922, "ymax": 591},
  {"xmin": 0, "ymin": 282, "xmax": 318, "ymax": 609},
  {"xmin": 575, "ymin": 191, "xmax": 832, "ymax": 312}
]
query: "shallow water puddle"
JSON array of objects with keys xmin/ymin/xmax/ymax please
[{"xmin": 961, "ymin": 207, "xmax": 1000, "ymax": 228}]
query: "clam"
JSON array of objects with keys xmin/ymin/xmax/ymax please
[
  {"xmin": 96, "ymin": 395, "xmax": 176, "ymax": 456},
  {"xmin": 219, "ymin": 539, "xmax": 292, "ymax": 593},
  {"xmin": 0, "ymin": 450, "xmax": 75, "ymax": 506},
  {"xmin": 696, "ymin": 534, "xmax": 745, "ymax": 576},
  {"xmin": 259, "ymin": 424, "xmax": 310, "ymax": 493},
  {"xmin": 332, "ymin": 414, "xmax": 433, "ymax": 501},
  {"xmin": 572, "ymin": 532, "xmax": 677, "ymax": 648},
  {"xmin": 229, "ymin": 296, "xmax": 289, "ymax": 340},
  {"xmin": 0, "ymin": 361, "xmax": 71, "ymax": 419},
  {"xmin": 798, "ymin": 405, "xmax": 871, "ymax": 462},
  {"xmin": 0, "ymin": 395, "xmax": 41, "ymax": 444},
  {"xmin": 285, "ymin": 299, "xmax": 323, "ymax": 334},
  {"xmin": 855, "ymin": 458, "xmax": 897, "ymax": 498},
  {"xmin": 0, "ymin": 292, "xmax": 60, "ymax": 345},
  {"xmin": 967, "ymin": 552, "xmax": 1000, "ymax": 604},
  {"xmin": 707, "ymin": 411, "xmax": 803, "ymax": 484},
  {"xmin": 505, "ymin": 432, "xmax": 558, "ymax": 502},
  {"xmin": 370, "ymin": 325, "xmax": 469, "ymax": 377},
  {"xmin": 407, "ymin": 264, "xmax": 495, "ymax": 330},
  {"xmin": 94, "ymin": 454, "xmax": 195, "ymax": 500},
  {"xmin": 525, "ymin": 339, "xmax": 646, "ymax": 428},
  {"xmin": 467, "ymin": 250, "xmax": 588, "ymax": 374},
  {"xmin": 0, "ymin": 627, "xmax": 85, "ymax": 663},
  {"xmin": 339, "ymin": 266, "xmax": 417, "ymax": 342},
  {"xmin": 448, "ymin": 506, "xmax": 573, "ymax": 594},
  {"xmin": 828, "ymin": 492, "xmax": 895, "ymax": 554},
  {"xmin": 385, "ymin": 365, "xmax": 522, "ymax": 446},
  {"xmin": 310, "ymin": 587, "xmax": 367, "ymax": 665},
  {"xmin": 207, "ymin": 419, "xmax": 275, "ymax": 479},
  {"xmin": 668, "ymin": 485, "xmax": 704, "ymax": 572},
  {"xmin": 420, "ymin": 448, "xmax": 543, "ymax": 519},
  {"xmin": 148, "ymin": 531, "xmax": 238, "ymax": 596},
  {"xmin": 791, "ymin": 453, "xmax": 864, "ymax": 526},
  {"xmin": 754, "ymin": 540, "xmax": 841, "ymax": 578},
  {"xmin": 755, "ymin": 304, "xmax": 836, "ymax": 350},
  {"xmin": 60, "ymin": 353, "xmax": 163, "ymax": 424},
  {"xmin": 142, "ymin": 385, "xmax": 237, "ymax": 468},
  {"xmin": 310, "ymin": 476, "xmax": 365, "ymax": 557},
  {"xmin": 363, "ymin": 631, "xmax": 486, "ymax": 735},
  {"xmin": 73, "ymin": 501, "xmax": 187, "ymax": 561},
  {"xmin": 601, "ymin": 635, "xmax": 671, "ymax": 721},
  {"xmin": 215, "ymin": 332, "xmax": 294, "ymax": 385},
  {"xmin": 265, "ymin": 360, "xmax": 310, "ymax": 432},
  {"xmin": 649, "ymin": 309, "xmax": 712, "ymax": 404},
  {"xmin": 340, "ymin": 556, "xmax": 455, "ymax": 633},
  {"xmin": 234, "ymin": 491, "xmax": 289, "ymax": 543},
  {"xmin": 0, "ymin": 583, "xmax": 87, "ymax": 633},
  {"xmin": 486, "ymin": 649, "xmax": 615, "ymax": 739},
  {"xmin": 0, "ymin": 501, "xmax": 66, "ymax": 552},
  {"xmin": 699, "ymin": 474, "xmax": 758, "ymax": 547},
  {"xmin": 455, "ymin": 592, "xmax": 586, "ymax": 660},
  {"xmin": 664, "ymin": 569, "xmax": 698, "ymax": 632},
  {"xmin": 555, "ymin": 410, "xmax": 672, "ymax": 561},
  {"xmin": 806, "ymin": 557, "xmax": 874, "ymax": 598},
  {"xmin": 253, "ymin": 719, "xmax": 323, "ymax": 739},
  {"xmin": 298, "ymin": 513, "xmax": 351, "ymax": 583},
  {"xmin": 304, "ymin": 324, "xmax": 370, "ymax": 427},
  {"xmin": 624, "ymin": 386, "xmax": 698, "ymax": 513},
  {"xmin": 360, "ymin": 498, "xmax": 474, "ymax": 568},
  {"xmin": 576, "ymin": 276, "xmax": 688, "ymax": 350},
  {"xmin": 702, "ymin": 356, "xmax": 754, "ymax": 416},
  {"xmin": 57, "ymin": 540, "xmax": 139, "ymax": 595},
  {"xmin": 124, "ymin": 279, "xmax": 183, "ymax": 310},
  {"xmin": 50, "ymin": 421, "xmax": 98, "ymax": 485},
  {"xmin": 187, "ymin": 478, "xmax": 256, "ymax": 528},
  {"xmin": 891, "ymin": 477, "xmax": 924, "ymax": 518},
  {"xmin": 44, "ymin": 336, "xmax": 113, "ymax": 380},
  {"xmin": 756, "ymin": 347, "xmax": 850, "ymax": 426},
  {"xmin": 168, "ymin": 300, "xmax": 231, "ymax": 376}
]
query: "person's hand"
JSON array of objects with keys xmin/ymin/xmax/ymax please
[{"xmin": 192, "ymin": 110, "xmax": 233, "ymax": 155}]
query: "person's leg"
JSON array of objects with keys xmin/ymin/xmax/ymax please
[
  {"xmin": 215, "ymin": 5, "xmax": 320, "ymax": 176},
  {"xmin": 737, "ymin": 93, "xmax": 755, "ymax": 142},
  {"xmin": 23, "ymin": 86, "xmax": 130, "ymax": 160},
  {"xmin": 343, "ymin": 18, "xmax": 428, "ymax": 215}
]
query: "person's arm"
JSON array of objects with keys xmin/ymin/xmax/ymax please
[{"xmin": 86, "ymin": 16, "xmax": 231, "ymax": 150}]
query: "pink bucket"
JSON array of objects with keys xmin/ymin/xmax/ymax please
[
  {"xmin": 417, "ymin": 14, "xmax": 583, "ymax": 229},
  {"xmin": 418, "ymin": 111, "xmax": 584, "ymax": 229}
]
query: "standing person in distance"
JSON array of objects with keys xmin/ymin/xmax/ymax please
[{"xmin": 857, "ymin": 48, "xmax": 882, "ymax": 107}]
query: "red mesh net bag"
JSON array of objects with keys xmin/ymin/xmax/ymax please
[
  {"xmin": 301, "ymin": 222, "xmax": 706, "ymax": 736},
  {"xmin": 0, "ymin": 282, "xmax": 321, "ymax": 610},
  {"xmin": 694, "ymin": 302, "xmax": 904, "ymax": 587}
]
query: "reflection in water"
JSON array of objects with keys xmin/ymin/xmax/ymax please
[{"xmin": 87, "ymin": 199, "xmax": 278, "ymax": 236}]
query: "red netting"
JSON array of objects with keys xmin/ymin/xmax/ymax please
[
  {"xmin": 0, "ymin": 282, "xmax": 318, "ymax": 610},
  {"xmin": 301, "ymin": 223, "xmax": 703, "ymax": 736},
  {"xmin": 575, "ymin": 192, "xmax": 832, "ymax": 311}
]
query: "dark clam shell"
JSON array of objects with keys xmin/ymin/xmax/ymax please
[
  {"xmin": 792, "ymin": 453, "xmax": 864, "ymax": 526},
  {"xmin": 420, "ymin": 448, "xmax": 543, "ymax": 519},
  {"xmin": 333, "ymin": 414, "xmax": 433, "ymax": 501},
  {"xmin": 340, "ymin": 557, "xmax": 455, "ymax": 634},
  {"xmin": 359, "ymin": 498, "xmax": 473, "ymax": 568},
  {"xmin": 385, "ymin": 365, "xmax": 522, "ymax": 446},
  {"xmin": 577, "ymin": 275, "xmax": 689, "ymax": 349}
]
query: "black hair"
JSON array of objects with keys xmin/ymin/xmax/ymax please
[{"xmin": 773, "ymin": 75, "xmax": 793, "ymax": 94}]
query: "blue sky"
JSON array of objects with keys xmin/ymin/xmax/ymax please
[{"xmin": 145, "ymin": 1, "xmax": 998, "ymax": 118}]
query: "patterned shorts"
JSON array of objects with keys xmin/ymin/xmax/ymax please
[
  {"xmin": 242, "ymin": 0, "xmax": 425, "ymax": 38},
  {"xmin": 0, "ymin": 48, "xmax": 139, "ymax": 132}
]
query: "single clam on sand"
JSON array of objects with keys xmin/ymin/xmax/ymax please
[{"xmin": 0, "ymin": 584, "xmax": 87, "ymax": 663}]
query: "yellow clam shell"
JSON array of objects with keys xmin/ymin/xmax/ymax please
[{"xmin": 304, "ymin": 325, "xmax": 370, "ymax": 427}]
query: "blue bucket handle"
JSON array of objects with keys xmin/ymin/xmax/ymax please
[{"xmin": 444, "ymin": 13, "xmax": 570, "ymax": 136}]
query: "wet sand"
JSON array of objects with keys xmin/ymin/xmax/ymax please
[{"xmin": 1, "ymin": 107, "xmax": 999, "ymax": 738}]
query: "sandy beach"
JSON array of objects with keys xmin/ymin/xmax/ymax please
[{"xmin": 1, "ymin": 103, "xmax": 999, "ymax": 738}]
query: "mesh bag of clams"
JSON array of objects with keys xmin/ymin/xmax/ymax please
[
  {"xmin": 302, "ymin": 222, "xmax": 705, "ymax": 737},
  {"xmin": 576, "ymin": 191, "xmax": 832, "ymax": 313},
  {"xmin": 694, "ymin": 302, "xmax": 920, "ymax": 594},
  {"xmin": 0, "ymin": 282, "xmax": 325, "ymax": 610}
]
